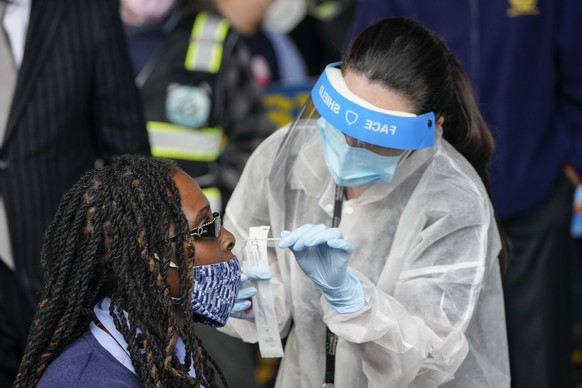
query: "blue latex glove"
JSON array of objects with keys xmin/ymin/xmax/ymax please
[
  {"xmin": 230, "ymin": 267, "xmax": 272, "ymax": 320},
  {"xmin": 279, "ymin": 224, "xmax": 364, "ymax": 313}
]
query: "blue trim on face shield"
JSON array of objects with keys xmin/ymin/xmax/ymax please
[{"xmin": 311, "ymin": 62, "xmax": 435, "ymax": 150}]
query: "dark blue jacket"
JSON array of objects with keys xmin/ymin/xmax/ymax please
[
  {"xmin": 350, "ymin": 0, "xmax": 582, "ymax": 219},
  {"xmin": 38, "ymin": 331, "xmax": 140, "ymax": 387}
]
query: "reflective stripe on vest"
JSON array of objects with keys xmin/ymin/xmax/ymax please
[
  {"xmin": 202, "ymin": 187, "xmax": 222, "ymax": 213},
  {"xmin": 184, "ymin": 12, "xmax": 230, "ymax": 73},
  {"xmin": 147, "ymin": 121, "xmax": 224, "ymax": 162}
]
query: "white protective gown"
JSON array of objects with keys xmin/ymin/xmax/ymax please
[{"xmin": 221, "ymin": 122, "xmax": 510, "ymax": 387}]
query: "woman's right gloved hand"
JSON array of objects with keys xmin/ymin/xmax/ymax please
[{"xmin": 279, "ymin": 224, "xmax": 364, "ymax": 314}]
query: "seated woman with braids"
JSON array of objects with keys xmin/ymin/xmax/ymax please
[{"xmin": 14, "ymin": 155, "xmax": 242, "ymax": 388}]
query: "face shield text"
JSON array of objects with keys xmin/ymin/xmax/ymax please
[
  {"xmin": 364, "ymin": 120, "xmax": 397, "ymax": 135},
  {"xmin": 319, "ymin": 85, "xmax": 340, "ymax": 114}
]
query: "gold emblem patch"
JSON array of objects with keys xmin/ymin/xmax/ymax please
[{"xmin": 507, "ymin": 0, "xmax": 540, "ymax": 17}]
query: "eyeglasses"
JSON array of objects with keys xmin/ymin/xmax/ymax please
[{"xmin": 170, "ymin": 212, "xmax": 221, "ymax": 242}]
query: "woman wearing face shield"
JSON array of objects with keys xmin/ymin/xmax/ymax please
[
  {"xmin": 221, "ymin": 17, "xmax": 510, "ymax": 387},
  {"xmin": 14, "ymin": 155, "xmax": 240, "ymax": 387}
]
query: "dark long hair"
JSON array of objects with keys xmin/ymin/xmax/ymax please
[
  {"xmin": 344, "ymin": 17, "xmax": 509, "ymax": 269},
  {"xmin": 14, "ymin": 155, "xmax": 228, "ymax": 387}
]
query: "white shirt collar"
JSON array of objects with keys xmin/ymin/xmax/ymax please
[
  {"xmin": 2, "ymin": 0, "xmax": 31, "ymax": 69},
  {"xmin": 90, "ymin": 297, "xmax": 198, "ymax": 379}
]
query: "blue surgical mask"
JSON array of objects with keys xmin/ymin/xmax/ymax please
[
  {"xmin": 318, "ymin": 118, "xmax": 401, "ymax": 187},
  {"xmin": 172, "ymin": 256, "xmax": 241, "ymax": 327}
]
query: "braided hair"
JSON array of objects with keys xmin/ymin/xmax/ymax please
[{"xmin": 14, "ymin": 155, "xmax": 228, "ymax": 387}]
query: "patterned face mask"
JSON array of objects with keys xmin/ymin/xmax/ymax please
[{"xmin": 173, "ymin": 257, "xmax": 241, "ymax": 327}]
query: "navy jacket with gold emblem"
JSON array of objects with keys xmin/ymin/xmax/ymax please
[{"xmin": 349, "ymin": 0, "xmax": 582, "ymax": 219}]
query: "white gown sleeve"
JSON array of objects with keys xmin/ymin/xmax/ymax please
[{"xmin": 322, "ymin": 197, "xmax": 500, "ymax": 387}]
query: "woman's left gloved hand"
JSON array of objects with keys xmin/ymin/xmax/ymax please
[
  {"xmin": 230, "ymin": 267, "xmax": 272, "ymax": 320},
  {"xmin": 279, "ymin": 224, "xmax": 364, "ymax": 314}
]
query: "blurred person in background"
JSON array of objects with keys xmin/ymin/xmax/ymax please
[
  {"xmin": 215, "ymin": 0, "xmax": 313, "ymax": 157},
  {"xmin": 121, "ymin": 0, "xmax": 273, "ymax": 214},
  {"xmin": 349, "ymin": 1, "xmax": 582, "ymax": 387},
  {"xmin": 263, "ymin": 0, "xmax": 354, "ymax": 79},
  {"xmin": 211, "ymin": 0, "xmax": 310, "ymax": 104},
  {"xmin": 0, "ymin": 0, "xmax": 150, "ymax": 385},
  {"xmin": 222, "ymin": 0, "xmax": 358, "ymax": 137}
]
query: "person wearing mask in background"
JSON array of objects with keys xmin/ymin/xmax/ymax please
[
  {"xmin": 207, "ymin": 0, "xmax": 308, "ymax": 89},
  {"xmin": 222, "ymin": 17, "xmax": 510, "ymax": 387},
  {"xmin": 261, "ymin": 0, "xmax": 354, "ymax": 80},
  {"xmin": 348, "ymin": 2, "xmax": 582, "ymax": 387},
  {"xmin": 14, "ymin": 155, "xmax": 240, "ymax": 387},
  {"xmin": 213, "ymin": 0, "xmax": 315, "ymax": 164},
  {"xmin": 0, "ymin": 0, "xmax": 150, "ymax": 385},
  {"xmin": 121, "ymin": 0, "xmax": 273, "ymax": 214}
]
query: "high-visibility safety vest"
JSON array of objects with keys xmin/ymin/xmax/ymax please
[{"xmin": 140, "ymin": 12, "xmax": 232, "ymax": 212}]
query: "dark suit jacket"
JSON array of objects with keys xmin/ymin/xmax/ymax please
[{"xmin": 0, "ymin": 0, "xmax": 150, "ymax": 306}]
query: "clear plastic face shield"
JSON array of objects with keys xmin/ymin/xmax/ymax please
[{"xmin": 281, "ymin": 62, "xmax": 436, "ymax": 188}]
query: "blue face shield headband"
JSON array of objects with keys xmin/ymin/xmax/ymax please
[{"xmin": 311, "ymin": 62, "xmax": 435, "ymax": 150}]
